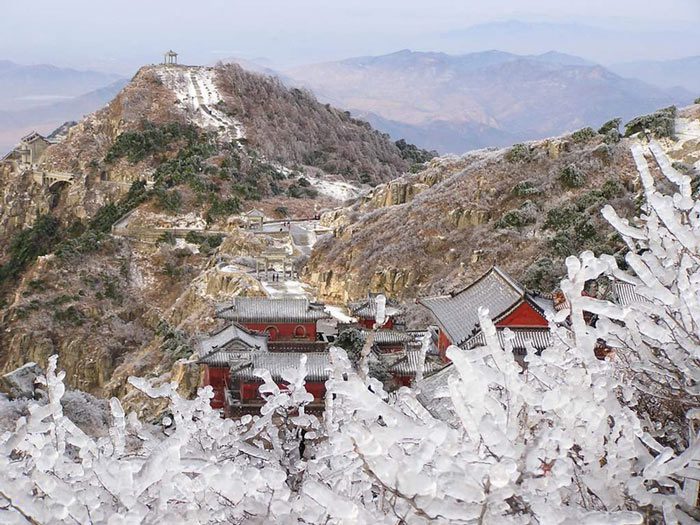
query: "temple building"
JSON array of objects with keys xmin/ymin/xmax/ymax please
[
  {"xmin": 2, "ymin": 131, "xmax": 52, "ymax": 168},
  {"xmin": 216, "ymin": 297, "xmax": 331, "ymax": 342},
  {"xmin": 418, "ymin": 266, "xmax": 552, "ymax": 361},
  {"xmin": 200, "ymin": 296, "xmax": 444, "ymax": 414}
]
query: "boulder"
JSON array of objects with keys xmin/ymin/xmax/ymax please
[{"xmin": 0, "ymin": 362, "xmax": 44, "ymax": 399}]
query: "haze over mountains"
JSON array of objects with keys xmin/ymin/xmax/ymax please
[
  {"xmin": 0, "ymin": 60, "xmax": 126, "ymax": 153},
  {"xmin": 1, "ymin": 47, "xmax": 697, "ymax": 155},
  {"xmin": 285, "ymin": 50, "xmax": 694, "ymax": 153}
]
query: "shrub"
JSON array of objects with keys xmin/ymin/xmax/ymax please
[
  {"xmin": 511, "ymin": 180, "xmax": 541, "ymax": 197},
  {"xmin": 394, "ymin": 139, "xmax": 437, "ymax": 164},
  {"xmin": 600, "ymin": 180, "xmax": 624, "ymax": 199},
  {"xmin": 624, "ymin": 106, "xmax": 677, "ymax": 139},
  {"xmin": 559, "ymin": 164, "xmax": 586, "ymax": 188},
  {"xmin": 505, "ymin": 143, "xmax": 534, "ymax": 163},
  {"xmin": 570, "ymin": 127, "xmax": 597, "ymax": 143},
  {"xmin": 207, "ymin": 197, "xmax": 241, "ymax": 220},
  {"xmin": 0, "ymin": 215, "xmax": 61, "ymax": 286},
  {"xmin": 695, "ymin": 97, "xmax": 700, "ymax": 105},
  {"xmin": 521, "ymin": 258, "xmax": 562, "ymax": 293},
  {"xmin": 105, "ymin": 122, "xmax": 200, "ymax": 164},
  {"xmin": 543, "ymin": 204, "xmax": 579, "ymax": 231},
  {"xmin": 184, "ymin": 232, "xmax": 223, "ymax": 254},
  {"xmin": 598, "ymin": 118, "xmax": 621, "ymax": 135},
  {"xmin": 495, "ymin": 201, "xmax": 538, "ymax": 229},
  {"xmin": 53, "ymin": 305, "xmax": 85, "ymax": 326},
  {"xmin": 155, "ymin": 189, "xmax": 182, "ymax": 214}
]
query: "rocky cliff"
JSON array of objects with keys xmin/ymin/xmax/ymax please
[
  {"xmin": 305, "ymin": 105, "xmax": 700, "ymax": 317},
  {"xmin": 0, "ymin": 62, "xmax": 427, "ymax": 398}
]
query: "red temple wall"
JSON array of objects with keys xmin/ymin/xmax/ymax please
[
  {"xmin": 495, "ymin": 302, "xmax": 548, "ymax": 328},
  {"xmin": 239, "ymin": 321, "xmax": 317, "ymax": 341},
  {"xmin": 438, "ymin": 330, "xmax": 452, "ymax": 361},
  {"xmin": 203, "ymin": 366, "xmax": 229, "ymax": 409},
  {"xmin": 359, "ymin": 317, "xmax": 394, "ymax": 329},
  {"xmin": 240, "ymin": 381, "xmax": 326, "ymax": 400}
]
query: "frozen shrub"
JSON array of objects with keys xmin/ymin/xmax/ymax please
[
  {"xmin": 559, "ymin": 164, "xmax": 586, "ymax": 188},
  {"xmin": 624, "ymin": 105, "xmax": 676, "ymax": 138},
  {"xmin": 570, "ymin": 126, "xmax": 597, "ymax": 143},
  {"xmin": 505, "ymin": 143, "xmax": 534, "ymax": 163},
  {"xmin": 598, "ymin": 117, "xmax": 621, "ymax": 135},
  {"xmin": 511, "ymin": 180, "xmax": 541, "ymax": 196},
  {"xmin": 496, "ymin": 200, "xmax": 538, "ymax": 229},
  {"xmin": 521, "ymin": 257, "xmax": 562, "ymax": 292}
]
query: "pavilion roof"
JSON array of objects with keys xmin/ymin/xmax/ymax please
[
  {"xmin": 217, "ymin": 298, "xmax": 331, "ymax": 323},
  {"xmin": 418, "ymin": 266, "xmax": 526, "ymax": 346}
]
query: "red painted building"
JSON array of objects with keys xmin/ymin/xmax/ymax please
[
  {"xmin": 217, "ymin": 297, "xmax": 331, "ymax": 341},
  {"xmin": 418, "ymin": 266, "xmax": 552, "ymax": 361}
]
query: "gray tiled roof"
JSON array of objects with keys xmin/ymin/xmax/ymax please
[
  {"xmin": 362, "ymin": 330, "xmax": 414, "ymax": 345},
  {"xmin": 613, "ymin": 282, "xmax": 652, "ymax": 306},
  {"xmin": 349, "ymin": 295, "xmax": 401, "ymax": 319},
  {"xmin": 197, "ymin": 323, "xmax": 268, "ymax": 367},
  {"xmin": 462, "ymin": 328, "xmax": 551, "ymax": 351},
  {"xmin": 387, "ymin": 351, "xmax": 445, "ymax": 376},
  {"xmin": 414, "ymin": 365, "xmax": 460, "ymax": 427},
  {"xmin": 418, "ymin": 266, "xmax": 524, "ymax": 346},
  {"xmin": 233, "ymin": 352, "xmax": 331, "ymax": 382},
  {"xmin": 217, "ymin": 298, "xmax": 331, "ymax": 323}
]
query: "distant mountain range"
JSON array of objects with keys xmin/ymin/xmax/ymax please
[
  {"xmin": 1, "ymin": 49, "xmax": 697, "ymax": 156},
  {"xmin": 610, "ymin": 56, "xmax": 700, "ymax": 94},
  {"xmin": 284, "ymin": 50, "xmax": 693, "ymax": 153},
  {"xmin": 0, "ymin": 60, "xmax": 123, "ymax": 111},
  {"xmin": 0, "ymin": 80, "xmax": 127, "ymax": 154}
]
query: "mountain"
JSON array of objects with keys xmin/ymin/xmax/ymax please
[
  {"xmin": 0, "ymin": 62, "xmax": 423, "ymax": 397},
  {"xmin": 429, "ymin": 21, "xmax": 700, "ymax": 64},
  {"xmin": 610, "ymin": 56, "xmax": 700, "ymax": 94},
  {"xmin": 0, "ymin": 60, "xmax": 123, "ymax": 111},
  {"xmin": 0, "ymin": 80, "xmax": 128, "ymax": 154},
  {"xmin": 285, "ymin": 50, "xmax": 692, "ymax": 153},
  {"xmin": 304, "ymin": 104, "xmax": 700, "ymax": 321}
]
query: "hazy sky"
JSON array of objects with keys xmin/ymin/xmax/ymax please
[{"xmin": 2, "ymin": 0, "xmax": 699, "ymax": 74}]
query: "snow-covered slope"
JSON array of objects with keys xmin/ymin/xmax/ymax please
[{"xmin": 158, "ymin": 66, "xmax": 244, "ymax": 140}]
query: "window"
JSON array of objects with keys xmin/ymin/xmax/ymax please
[{"xmin": 294, "ymin": 325, "xmax": 307, "ymax": 338}]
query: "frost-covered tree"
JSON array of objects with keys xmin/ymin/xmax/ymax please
[
  {"xmin": 2, "ymin": 141, "xmax": 700, "ymax": 523},
  {"xmin": 566, "ymin": 141, "xmax": 700, "ymax": 449}
]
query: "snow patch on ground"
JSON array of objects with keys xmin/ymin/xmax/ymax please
[
  {"xmin": 307, "ymin": 176, "xmax": 361, "ymax": 201},
  {"xmin": 158, "ymin": 66, "xmax": 245, "ymax": 141},
  {"xmin": 325, "ymin": 305, "xmax": 356, "ymax": 324},
  {"xmin": 262, "ymin": 279, "xmax": 311, "ymax": 298}
]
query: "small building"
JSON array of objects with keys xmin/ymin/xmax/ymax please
[
  {"xmin": 242, "ymin": 209, "xmax": 265, "ymax": 230},
  {"xmin": 2, "ymin": 131, "xmax": 52, "ymax": 168},
  {"xmin": 216, "ymin": 297, "xmax": 331, "ymax": 342},
  {"xmin": 349, "ymin": 293, "xmax": 402, "ymax": 329},
  {"xmin": 418, "ymin": 266, "xmax": 551, "ymax": 361}
]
